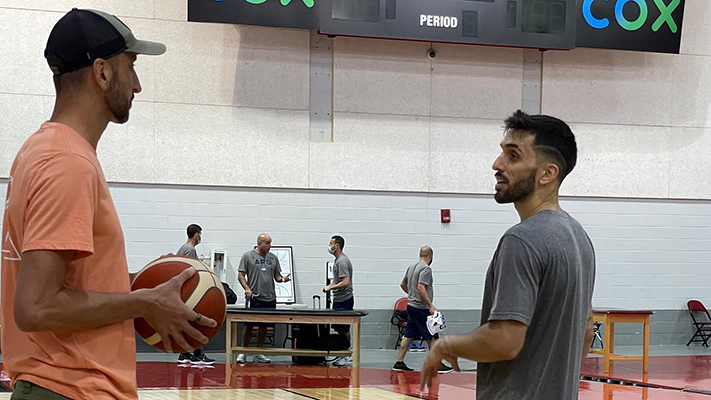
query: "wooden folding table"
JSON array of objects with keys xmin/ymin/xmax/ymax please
[{"xmin": 590, "ymin": 308, "xmax": 654, "ymax": 373}]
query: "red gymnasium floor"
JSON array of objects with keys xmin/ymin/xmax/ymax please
[
  {"xmin": 140, "ymin": 354, "xmax": 711, "ymax": 399},
  {"xmin": 2, "ymin": 356, "xmax": 710, "ymax": 399}
]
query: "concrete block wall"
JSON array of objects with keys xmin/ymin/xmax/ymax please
[{"xmin": 4, "ymin": 181, "xmax": 710, "ymax": 349}]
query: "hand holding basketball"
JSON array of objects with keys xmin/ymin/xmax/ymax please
[
  {"xmin": 141, "ymin": 268, "xmax": 217, "ymax": 353},
  {"xmin": 131, "ymin": 255, "xmax": 227, "ymax": 353}
]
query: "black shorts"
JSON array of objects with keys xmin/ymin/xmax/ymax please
[
  {"xmin": 404, "ymin": 305, "xmax": 439, "ymax": 342},
  {"xmin": 248, "ymin": 298, "xmax": 277, "ymax": 328},
  {"xmin": 332, "ymin": 297, "xmax": 354, "ymax": 334}
]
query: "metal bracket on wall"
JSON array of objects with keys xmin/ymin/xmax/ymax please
[
  {"xmin": 521, "ymin": 49, "xmax": 543, "ymax": 114},
  {"xmin": 309, "ymin": 30, "xmax": 334, "ymax": 142}
]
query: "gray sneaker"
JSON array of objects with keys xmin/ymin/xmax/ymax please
[
  {"xmin": 253, "ymin": 354, "xmax": 271, "ymax": 364},
  {"xmin": 333, "ymin": 356, "xmax": 353, "ymax": 367},
  {"xmin": 235, "ymin": 354, "xmax": 246, "ymax": 364}
]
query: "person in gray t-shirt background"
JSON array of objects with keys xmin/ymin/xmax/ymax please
[
  {"xmin": 176, "ymin": 224, "xmax": 215, "ymax": 365},
  {"xmin": 236, "ymin": 233, "xmax": 290, "ymax": 365},
  {"xmin": 392, "ymin": 246, "xmax": 452, "ymax": 373},
  {"xmin": 421, "ymin": 111, "xmax": 596, "ymax": 400},
  {"xmin": 323, "ymin": 235, "xmax": 354, "ymax": 367}
]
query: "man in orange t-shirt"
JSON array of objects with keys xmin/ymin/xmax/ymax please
[{"xmin": 1, "ymin": 9, "xmax": 216, "ymax": 400}]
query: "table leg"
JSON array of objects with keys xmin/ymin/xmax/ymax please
[
  {"xmin": 352, "ymin": 320, "xmax": 361, "ymax": 369},
  {"xmin": 350, "ymin": 366, "xmax": 361, "ymax": 387},
  {"xmin": 609, "ymin": 321, "xmax": 615, "ymax": 354},
  {"xmin": 603, "ymin": 316, "xmax": 612, "ymax": 373},
  {"xmin": 225, "ymin": 359, "xmax": 232, "ymax": 387},
  {"xmin": 226, "ymin": 318, "xmax": 232, "ymax": 364},
  {"xmin": 643, "ymin": 315, "xmax": 650, "ymax": 373}
]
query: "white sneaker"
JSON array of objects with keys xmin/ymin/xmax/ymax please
[
  {"xmin": 253, "ymin": 354, "xmax": 271, "ymax": 364},
  {"xmin": 235, "ymin": 354, "xmax": 246, "ymax": 364},
  {"xmin": 333, "ymin": 356, "xmax": 353, "ymax": 367}
]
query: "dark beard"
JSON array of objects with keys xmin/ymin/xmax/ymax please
[
  {"xmin": 494, "ymin": 169, "xmax": 537, "ymax": 204},
  {"xmin": 104, "ymin": 76, "xmax": 131, "ymax": 124}
]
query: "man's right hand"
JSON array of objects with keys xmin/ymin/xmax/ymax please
[
  {"xmin": 429, "ymin": 305, "xmax": 437, "ymax": 315},
  {"xmin": 245, "ymin": 290, "xmax": 254, "ymax": 299},
  {"xmin": 140, "ymin": 268, "xmax": 218, "ymax": 353},
  {"xmin": 420, "ymin": 338, "xmax": 461, "ymax": 391}
]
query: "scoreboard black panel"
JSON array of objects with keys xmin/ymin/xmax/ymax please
[
  {"xmin": 319, "ymin": 0, "xmax": 576, "ymax": 50},
  {"xmin": 187, "ymin": 0, "xmax": 686, "ymax": 54}
]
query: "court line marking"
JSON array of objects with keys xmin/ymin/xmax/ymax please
[{"xmin": 280, "ymin": 389, "xmax": 321, "ymax": 400}]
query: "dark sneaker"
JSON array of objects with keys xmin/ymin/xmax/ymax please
[
  {"xmin": 392, "ymin": 361, "xmax": 414, "ymax": 372},
  {"xmin": 438, "ymin": 363, "xmax": 454, "ymax": 374},
  {"xmin": 178, "ymin": 353, "xmax": 193, "ymax": 364},
  {"xmin": 192, "ymin": 354, "xmax": 216, "ymax": 365}
]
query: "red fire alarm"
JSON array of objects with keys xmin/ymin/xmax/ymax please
[{"xmin": 441, "ymin": 209, "xmax": 451, "ymax": 224}]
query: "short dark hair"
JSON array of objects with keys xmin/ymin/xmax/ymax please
[
  {"xmin": 187, "ymin": 224, "xmax": 202, "ymax": 239},
  {"xmin": 504, "ymin": 110, "xmax": 577, "ymax": 182},
  {"xmin": 332, "ymin": 235, "xmax": 345, "ymax": 250},
  {"xmin": 52, "ymin": 67, "xmax": 90, "ymax": 94},
  {"xmin": 52, "ymin": 57, "xmax": 119, "ymax": 95}
]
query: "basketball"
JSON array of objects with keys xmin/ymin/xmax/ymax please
[{"xmin": 131, "ymin": 255, "xmax": 227, "ymax": 353}]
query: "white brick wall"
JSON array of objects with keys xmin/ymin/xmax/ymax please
[{"xmin": 3, "ymin": 180, "xmax": 709, "ymax": 310}]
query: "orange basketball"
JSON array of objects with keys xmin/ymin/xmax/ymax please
[{"xmin": 130, "ymin": 255, "xmax": 227, "ymax": 353}]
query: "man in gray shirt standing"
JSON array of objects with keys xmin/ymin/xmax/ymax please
[
  {"xmin": 392, "ymin": 246, "xmax": 452, "ymax": 373},
  {"xmin": 421, "ymin": 111, "xmax": 596, "ymax": 400},
  {"xmin": 176, "ymin": 224, "xmax": 215, "ymax": 365},
  {"xmin": 323, "ymin": 235, "xmax": 354, "ymax": 367},
  {"xmin": 236, "ymin": 233, "xmax": 290, "ymax": 364}
]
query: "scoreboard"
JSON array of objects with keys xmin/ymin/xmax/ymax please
[
  {"xmin": 188, "ymin": 0, "xmax": 686, "ymax": 54},
  {"xmin": 319, "ymin": 0, "xmax": 576, "ymax": 50}
]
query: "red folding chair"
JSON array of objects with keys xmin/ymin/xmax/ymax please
[
  {"xmin": 390, "ymin": 297, "xmax": 408, "ymax": 349},
  {"xmin": 686, "ymin": 300, "xmax": 711, "ymax": 347}
]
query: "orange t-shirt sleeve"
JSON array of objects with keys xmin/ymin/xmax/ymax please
[{"xmin": 22, "ymin": 153, "xmax": 98, "ymax": 258}]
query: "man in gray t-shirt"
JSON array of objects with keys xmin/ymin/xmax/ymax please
[
  {"xmin": 331, "ymin": 254, "xmax": 353, "ymax": 303},
  {"xmin": 476, "ymin": 211, "xmax": 595, "ymax": 399},
  {"xmin": 421, "ymin": 111, "xmax": 596, "ymax": 400},
  {"xmin": 392, "ymin": 246, "xmax": 452, "ymax": 373},
  {"xmin": 404, "ymin": 257, "xmax": 434, "ymax": 311},
  {"xmin": 236, "ymin": 233, "xmax": 290, "ymax": 364},
  {"xmin": 176, "ymin": 224, "xmax": 215, "ymax": 365},
  {"xmin": 323, "ymin": 235, "xmax": 354, "ymax": 367}
]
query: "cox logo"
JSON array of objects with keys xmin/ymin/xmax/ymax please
[{"xmin": 582, "ymin": 0, "xmax": 680, "ymax": 33}]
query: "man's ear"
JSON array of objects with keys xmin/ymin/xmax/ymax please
[
  {"xmin": 538, "ymin": 163, "xmax": 560, "ymax": 186},
  {"xmin": 91, "ymin": 58, "xmax": 113, "ymax": 91}
]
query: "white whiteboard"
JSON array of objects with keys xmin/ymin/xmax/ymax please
[
  {"xmin": 327, "ymin": 261, "xmax": 334, "ymax": 280},
  {"xmin": 271, "ymin": 246, "xmax": 296, "ymax": 304}
]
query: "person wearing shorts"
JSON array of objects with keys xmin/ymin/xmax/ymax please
[
  {"xmin": 236, "ymin": 233, "xmax": 290, "ymax": 364},
  {"xmin": 392, "ymin": 246, "xmax": 452, "ymax": 373}
]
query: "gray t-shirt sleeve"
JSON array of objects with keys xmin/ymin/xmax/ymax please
[
  {"xmin": 177, "ymin": 244, "xmax": 198, "ymax": 259},
  {"xmin": 337, "ymin": 259, "xmax": 352, "ymax": 278},
  {"xmin": 238, "ymin": 253, "xmax": 248, "ymax": 273},
  {"xmin": 418, "ymin": 266, "xmax": 432, "ymax": 285},
  {"xmin": 488, "ymin": 235, "xmax": 541, "ymax": 326}
]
